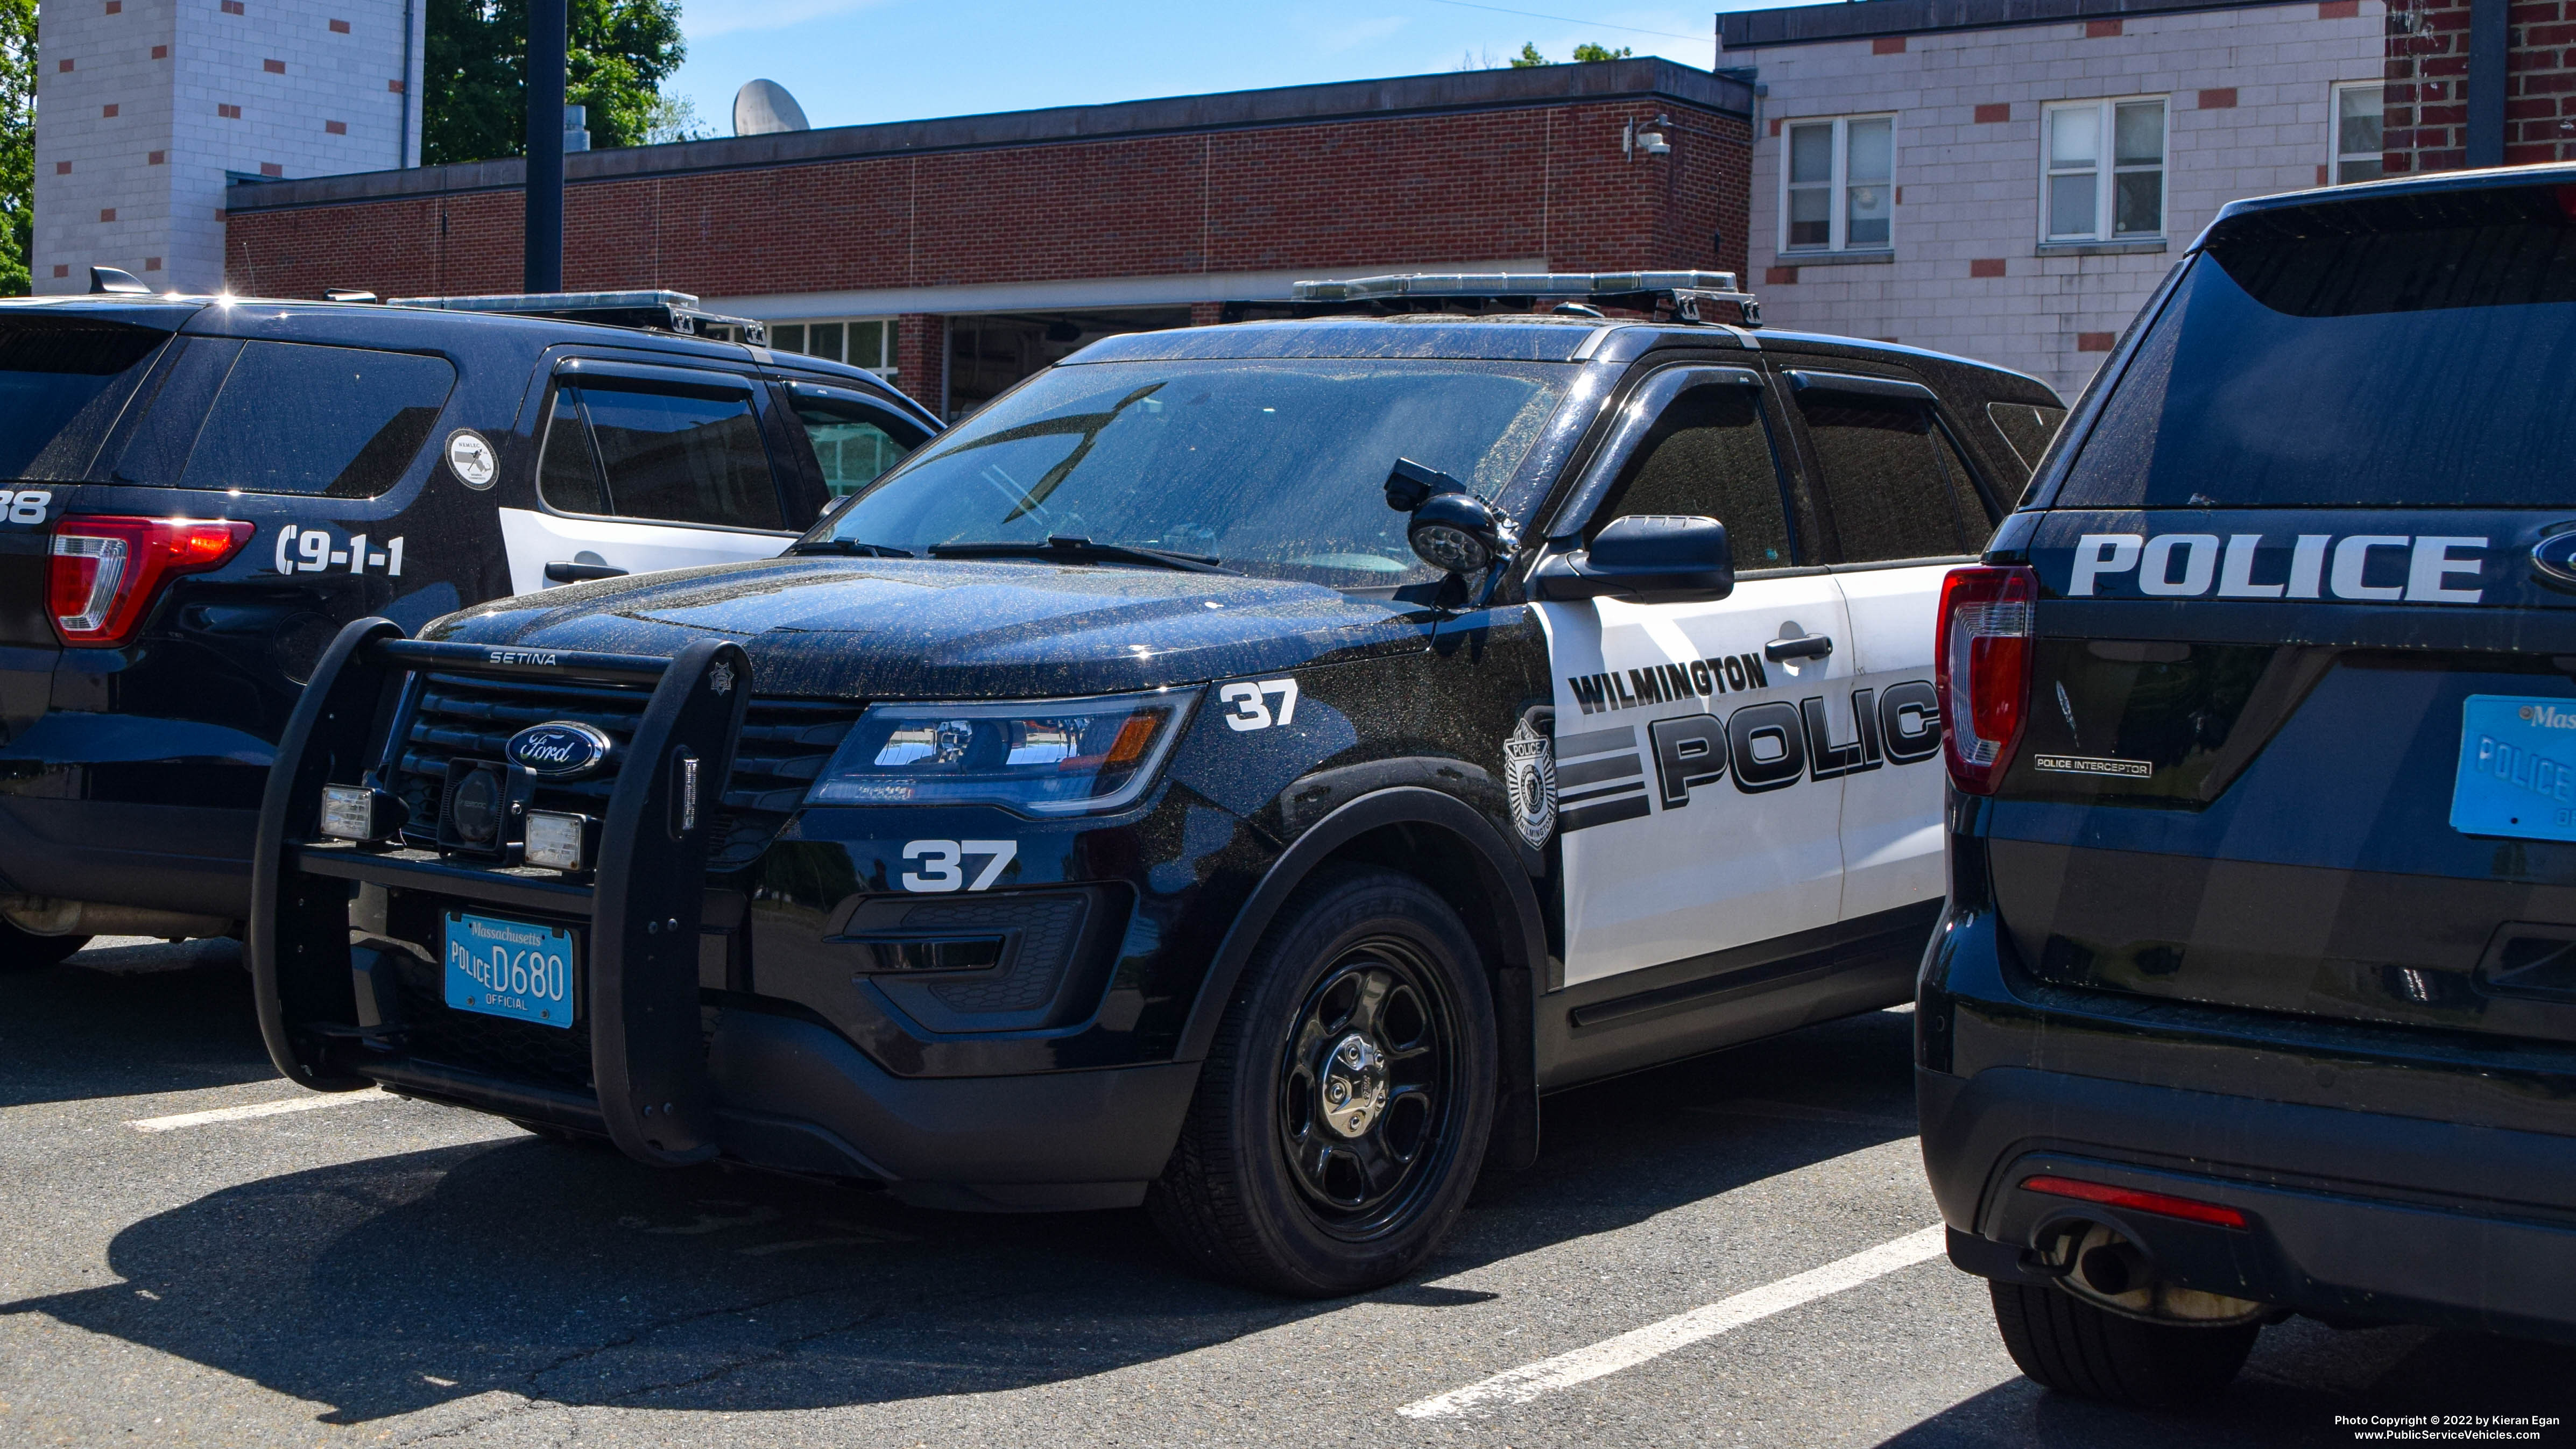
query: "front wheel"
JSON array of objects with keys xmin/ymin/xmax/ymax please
[
  {"xmin": 1149, "ymin": 866, "xmax": 1497, "ymax": 1297},
  {"xmin": 0, "ymin": 921, "xmax": 89, "ymax": 972},
  {"xmin": 1990, "ymin": 1280, "xmax": 2259, "ymax": 1407}
]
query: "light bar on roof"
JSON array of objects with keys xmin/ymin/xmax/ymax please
[
  {"xmin": 384, "ymin": 288, "xmax": 768, "ymax": 344},
  {"xmin": 1290, "ymin": 270, "xmax": 1760, "ymax": 325}
]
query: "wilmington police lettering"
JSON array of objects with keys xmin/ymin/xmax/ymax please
[
  {"xmin": 1568, "ymin": 652, "xmax": 1773, "ymax": 715},
  {"xmin": 2063, "ymin": 533, "xmax": 2487, "ymax": 603},
  {"xmin": 1554, "ymin": 680, "xmax": 1939, "ymax": 831}
]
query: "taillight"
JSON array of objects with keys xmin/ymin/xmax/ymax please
[
  {"xmin": 1937, "ymin": 564, "xmax": 2036, "ymax": 795},
  {"xmin": 49, "ymin": 516, "xmax": 254, "ymax": 647}
]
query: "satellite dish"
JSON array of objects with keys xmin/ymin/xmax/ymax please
[{"xmin": 733, "ymin": 80, "xmax": 811, "ymax": 137}]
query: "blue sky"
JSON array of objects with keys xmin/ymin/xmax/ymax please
[{"xmin": 665, "ymin": 2, "xmax": 1761, "ymax": 137}]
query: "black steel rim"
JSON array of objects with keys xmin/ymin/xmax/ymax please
[{"xmin": 1274, "ymin": 937, "xmax": 1457, "ymax": 1238}]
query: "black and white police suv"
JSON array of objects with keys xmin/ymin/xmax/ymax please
[
  {"xmin": 0, "ymin": 277, "xmax": 933, "ymax": 964},
  {"xmin": 1923, "ymin": 164, "xmax": 2576, "ymax": 1404},
  {"xmin": 250, "ymin": 272, "xmax": 2063, "ymax": 1295}
]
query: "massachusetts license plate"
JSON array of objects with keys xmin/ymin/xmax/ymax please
[
  {"xmin": 443, "ymin": 911, "xmax": 578, "ymax": 1029},
  {"xmin": 2450, "ymin": 695, "xmax": 2576, "ymax": 843}
]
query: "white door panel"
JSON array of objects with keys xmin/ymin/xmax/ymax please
[
  {"xmin": 1540, "ymin": 576, "xmax": 1853, "ymax": 987},
  {"xmin": 496, "ymin": 507, "xmax": 796, "ymax": 596},
  {"xmin": 1832, "ymin": 561, "xmax": 1957, "ymax": 920}
]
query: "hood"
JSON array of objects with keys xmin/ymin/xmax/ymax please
[{"xmin": 422, "ymin": 556, "xmax": 1439, "ymax": 699}]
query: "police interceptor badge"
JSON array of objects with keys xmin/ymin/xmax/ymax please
[
  {"xmin": 2032, "ymin": 753, "xmax": 2153, "ymax": 779},
  {"xmin": 1504, "ymin": 716, "xmax": 1558, "ymax": 848}
]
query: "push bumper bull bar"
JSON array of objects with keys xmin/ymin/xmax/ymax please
[{"xmin": 248, "ymin": 617, "xmax": 750, "ymax": 1169}]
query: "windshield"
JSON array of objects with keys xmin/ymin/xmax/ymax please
[
  {"xmin": 2057, "ymin": 182, "xmax": 2576, "ymax": 510},
  {"xmin": 809, "ymin": 358, "xmax": 1573, "ymax": 587},
  {"xmin": 0, "ymin": 317, "xmax": 172, "ymax": 480}
]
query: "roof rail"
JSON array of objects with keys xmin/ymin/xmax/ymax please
[
  {"xmin": 1289, "ymin": 270, "xmax": 1761, "ymax": 326},
  {"xmin": 383, "ymin": 289, "xmax": 768, "ymax": 345}
]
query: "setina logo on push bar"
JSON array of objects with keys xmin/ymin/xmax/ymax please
[{"xmin": 2064, "ymin": 533, "xmax": 2488, "ymax": 602}]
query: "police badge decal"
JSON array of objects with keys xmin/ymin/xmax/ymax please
[{"xmin": 1504, "ymin": 715, "xmax": 1558, "ymax": 849}]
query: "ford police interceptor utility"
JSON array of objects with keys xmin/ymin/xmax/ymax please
[
  {"xmin": 1922, "ymin": 165, "xmax": 2576, "ymax": 1404},
  {"xmin": 0, "ymin": 279, "xmax": 934, "ymax": 965},
  {"xmin": 249, "ymin": 272, "xmax": 2063, "ymax": 1295}
]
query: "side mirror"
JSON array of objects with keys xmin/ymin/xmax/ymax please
[{"xmin": 1529, "ymin": 514, "xmax": 1734, "ymax": 603}]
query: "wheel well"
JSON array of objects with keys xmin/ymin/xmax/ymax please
[{"xmin": 1314, "ymin": 822, "xmax": 1524, "ymax": 983}]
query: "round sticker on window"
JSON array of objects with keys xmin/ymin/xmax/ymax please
[{"xmin": 445, "ymin": 429, "xmax": 497, "ymax": 490}]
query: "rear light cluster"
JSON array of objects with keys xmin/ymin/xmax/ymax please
[
  {"xmin": 48, "ymin": 516, "xmax": 253, "ymax": 647},
  {"xmin": 1936, "ymin": 565, "xmax": 2036, "ymax": 795}
]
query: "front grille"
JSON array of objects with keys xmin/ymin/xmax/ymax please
[
  {"xmin": 390, "ymin": 953, "xmax": 597, "ymax": 1093},
  {"xmin": 388, "ymin": 672, "xmax": 860, "ymax": 872}
]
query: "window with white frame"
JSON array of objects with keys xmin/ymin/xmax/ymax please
[
  {"xmin": 2333, "ymin": 82, "xmax": 2384, "ymax": 183},
  {"xmin": 770, "ymin": 317, "xmax": 898, "ymax": 377},
  {"xmin": 2042, "ymin": 98, "xmax": 2166, "ymax": 243},
  {"xmin": 1782, "ymin": 114, "xmax": 1894, "ymax": 253}
]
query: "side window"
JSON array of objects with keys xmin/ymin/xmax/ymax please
[
  {"xmin": 1798, "ymin": 391, "xmax": 1992, "ymax": 563},
  {"xmin": 143, "ymin": 340, "xmax": 453, "ymax": 497},
  {"xmin": 1589, "ymin": 382, "xmax": 1795, "ymax": 569},
  {"xmin": 1986, "ymin": 401, "xmax": 2067, "ymax": 473},
  {"xmin": 789, "ymin": 393, "xmax": 925, "ymax": 498},
  {"xmin": 542, "ymin": 378, "xmax": 784, "ymax": 530},
  {"xmin": 537, "ymin": 388, "xmax": 606, "ymax": 515}
]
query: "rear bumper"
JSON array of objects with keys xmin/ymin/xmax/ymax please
[
  {"xmin": 370, "ymin": 1009, "xmax": 1198, "ymax": 1212},
  {"xmin": 1921, "ymin": 901, "xmax": 2576, "ymax": 1344},
  {"xmin": 0, "ymin": 796, "xmax": 255, "ymax": 918},
  {"xmin": 1921, "ymin": 1065, "xmax": 2576, "ymax": 1344}
]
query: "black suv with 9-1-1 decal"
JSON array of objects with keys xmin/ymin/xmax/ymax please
[
  {"xmin": 0, "ymin": 284, "xmax": 934, "ymax": 966},
  {"xmin": 1923, "ymin": 165, "xmax": 2576, "ymax": 1405},
  {"xmin": 250, "ymin": 274, "xmax": 2060, "ymax": 1294}
]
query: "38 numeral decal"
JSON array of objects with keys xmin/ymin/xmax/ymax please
[
  {"xmin": 1219, "ymin": 677, "xmax": 1300, "ymax": 732},
  {"xmin": 0, "ymin": 490, "xmax": 52, "ymax": 524},
  {"xmin": 899, "ymin": 839, "xmax": 1019, "ymax": 893}
]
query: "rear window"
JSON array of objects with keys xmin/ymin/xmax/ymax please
[
  {"xmin": 0, "ymin": 317, "xmax": 171, "ymax": 480},
  {"xmin": 2057, "ymin": 183, "xmax": 2576, "ymax": 509},
  {"xmin": 116, "ymin": 338, "xmax": 455, "ymax": 497}
]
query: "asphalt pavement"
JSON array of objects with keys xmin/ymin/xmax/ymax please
[{"xmin": 2, "ymin": 937, "xmax": 2570, "ymax": 1447}]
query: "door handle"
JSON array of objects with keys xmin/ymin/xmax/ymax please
[
  {"xmin": 545, "ymin": 561, "xmax": 629, "ymax": 583},
  {"xmin": 1764, "ymin": 633, "xmax": 1833, "ymax": 662}
]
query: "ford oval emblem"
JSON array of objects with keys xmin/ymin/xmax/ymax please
[
  {"xmin": 2534, "ymin": 531, "xmax": 2576, "ymax": 592},
  {"xmin": 505, "ymin": 720, "xmax": 613, "ymax": 779}
]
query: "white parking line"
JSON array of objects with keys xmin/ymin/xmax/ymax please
[
  {"xmin": 128, "ymin": 1088, "xmax": 389, "ymax": 1133},
  {"xmin": 1398, "ymin": 1224, "xmax": 1948, "ymax": 1420}
]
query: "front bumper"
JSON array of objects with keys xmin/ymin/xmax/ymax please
[
  {"xmin": 1921, "ymin": 904, "xmax": 2576, "ymax": 1345},
  {"xmin": 249, "ymin": 621, "xmax": 1203, "ymax": 1210}
]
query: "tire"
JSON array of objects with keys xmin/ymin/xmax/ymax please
[
  {"xmin": 0, "ymin": 922, "xmax": 89, "ymax": 972},
  {"xmin": 1989, "ymin": 1279, "xmax": 2259, "ymax": 1408},
  {"xmin": 1149, "ymin": 865, "xmax": 1498, "ymax": 1297}
]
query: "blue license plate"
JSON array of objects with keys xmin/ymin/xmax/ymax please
[
  {"xmin": 443, "ymin": 911, "xmax": 578, "ymax": 1029},
  {"xmin": 2451, "ymin": 695, "xmax": 2576, "ymax": 842}
]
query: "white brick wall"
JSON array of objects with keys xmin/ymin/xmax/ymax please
[
  {"xmin": 1726, "ymin": 2, "xmax": 2383, "ymax": 397},
  {"xmin": 34, "ymin": 0, "xmax": 425, "ymax": 295}
]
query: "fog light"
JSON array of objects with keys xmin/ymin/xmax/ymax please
[
  {"xmin": 524, "ymin": 810, "xmax": 589, "ymax": 872},
  {"xmin": 320, "ymin": 784, "xmax": 376, "ymax": 840}
]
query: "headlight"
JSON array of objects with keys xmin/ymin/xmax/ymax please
[{"xmin": 807, "ymin": 689, "xmax": 1195, "ymax": 815}]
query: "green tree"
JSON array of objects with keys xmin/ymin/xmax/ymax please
[
  {"xmin": 0, "ymin": 0, "xmax": 33, "ymax": 296},
  {"xmin": 424, "ymin": 0, "xmax": 686, "ymax": 166},
  {"xmin": 1508, "ymin": 40, "xmax": 1632, "ymax": 67}
]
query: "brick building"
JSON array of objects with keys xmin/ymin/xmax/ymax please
[
  {"xmin": 219, "ymin": 61, "xmax": 1753, "ymax": 417},
  {"xmin": 1717, "ymin": 0, "xmax": 2387, "ymax": 395},
  {"xmin": 33, "ymin": 0, "xmax": 425, "ymax": 295},
  {"xmin": 2384, "ymin": 0, "xmax": 2576, "ymax": 171}
]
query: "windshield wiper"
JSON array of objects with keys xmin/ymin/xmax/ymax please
[
  {"xmin": 927, "ymin": 536, "xmax": 1237, "ymax": 575},
  {"xmin": 788, "ymin": 538, "xmax": 914, "ymax": 558}
]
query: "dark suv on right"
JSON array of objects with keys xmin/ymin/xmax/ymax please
[{"xmin": 1923, "ymin": 164, "xmax": 2576, "ymax": 1405}]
